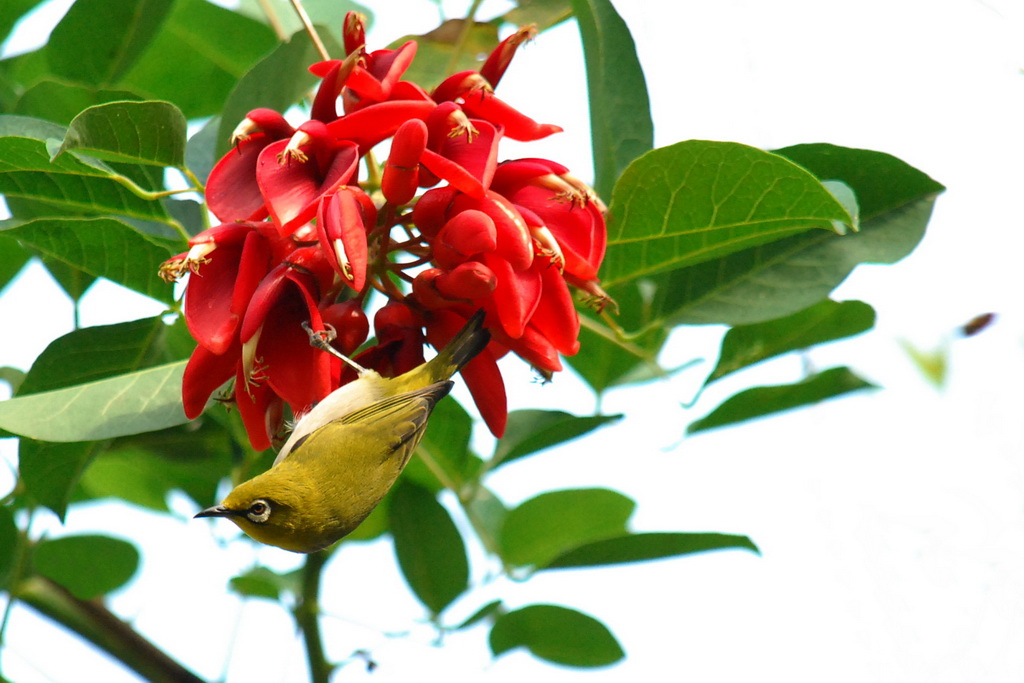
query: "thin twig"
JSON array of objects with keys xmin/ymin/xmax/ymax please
[
  {"xmin": 288, "ymin": 0, "xmax": 331, "ymax": 61},
  {"xmin": 257, "ymin": 0, "xmax": 289, "ymax": 41},
  {"xmin": 442, "ymin": 0, "xmax": 486, "ymax": 76}
]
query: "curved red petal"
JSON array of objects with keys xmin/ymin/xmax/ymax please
[
  {"xmin": 206, "ymin": 136, "xmax": 272, "ymax": 223},
  {"xmin": 182, "ymin": 342, "xmax": 238, "ymax": 419},
  {"xmin": 481, "ymin": 253, "xmax": 541, "ymax": 339}
]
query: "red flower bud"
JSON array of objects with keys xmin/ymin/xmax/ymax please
[
  {"xmin": 316, "ymin": 188, "xmax": 371, "ymax": 291},
  {"xmin": 434, "ymin": 209, "xmax": 497, "ymax": 268},
  {"xmin": 382, "ymin": 118, "xmax": 427, "ymax": 205},
  {"xmin": 411, "ymin": 186, "xmax": 457, "ymax": 239},
  {"xmin": 451, "ymin": 190, "xmax": 533, "ymax": 271},
  {"xmin": 320, "ymin": 300, "xmax": 369, "ymax": 355},
  {"xmin": 435, "ymin": 261, "xmax": 497, "ymax": 301},
  {"xmin": 479, "ymin": 25, "xmax": 536, "ymax": 89}
]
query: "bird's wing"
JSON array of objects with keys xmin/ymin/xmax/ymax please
[{"xmin": 288, "ymin": 380, "xmax": 454, "ymax": 470}]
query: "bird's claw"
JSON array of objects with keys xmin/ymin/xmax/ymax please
[{"xmin": 303, "ymin": 321, "xmax": 337, "ymax": 352}]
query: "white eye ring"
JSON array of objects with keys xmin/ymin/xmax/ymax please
[{"xmin": 246, "ymin": 499, "xmax": 272, "ymax": 524}]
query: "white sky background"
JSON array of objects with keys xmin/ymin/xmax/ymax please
[{"xmin": 1, "ymin": 0, "xmax": 1024, "ymax": 681}]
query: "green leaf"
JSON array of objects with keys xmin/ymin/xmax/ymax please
[
  {"xmin": 706, "ymin": 300, "xmax": 876, "ymax": 384},
  {"xmin": 0, "ymin": 361, "xmax": 189, "ymax": 442},
  {"xmin": 565, "ymin": 279, "xmax": 670, "ymax": 393},
  {"xmin": 0, "ymin": 120, "xmax": 173, "ymax": 222},
  {"xmin": 18, "ymin": 317, "xmax": 185, "ymax": 396},
  {"xmin": 0, "ymin": 0, "xmax": 43, "ymax": 47},
  {"xmin": 775, "ymin": 143, "xmax": 945, "ymax": 220},
  {"xmin": 499, "ymin": 488, "xmax": 634, "ymax": 569},
  {"xmin": 19, "ymin": 439, "xmax": 101, "ymax": 520},
  {"xmin": 490, "ymin": 604, "xmax": 624, "ymax": 668},
  {"xmin": 389, "ymin": 480, "xmax": 469, "ymax": 615},
  {"xmin": 571, "ymin": 0, "xmax": 653, "ymax": 200},
  {"xmin": 116, "ymin": 0, "xmax": 278, "ymax": 119},
  {"xmin": 78, "ymin": 421, "xmax": 232, "ymax": 511},
  {"xmin": 899, "ymin": 339, "xmax": 948, "ymax": 388},
  {"xmin": 13, "ymin": 80, "xmax": 143, "ymax": 127},
  {"xmin": 1, "ymin": 217, "xmax": 175, "ymax": 301},
  {"xmin": 229, "ymin": 566, "xmax": 300, "ymax": 602},
  {"xmin": 602, "ymin": 141, "xmax": 854, "ymax": 287},
  {"xmin": 37, "ymin": 255, "xmax": 95, "ymax": 302},
  {"xmin": 688, "ymin": 366, "xmax": 877, "ymax": 435},
  {"xmin": 185, "ymin": 116, "xmax": 220, "ymax": 187},
  {"xmin": 46, "ymin": 0, "xmax": 175, "ymax": 86},
  {"xmin": 491, "ymin": 410, "xmax": 621, "ymax": 470},
  {"xmin": 417, "ymin": 397, "xmax": 474, "ymax": 491},
  {"xmin": 503, "ymin": 0, "xmax": 573, "ymax": 31},
  {"xmin": 0, "ymin": 235, "xmax": 29, "ymax": 292},
  {"xmin": 0, "ymin": 505, "xmax": 18, "ymax": 588},
  {"xmin": 650, "ymin": 196, "xmax": 938, "ymax": 327},
  {"xmin": 32, "ymin": 534, "xmax": 139, "ymax": 599},
  {"xmin": 215, "ymin": 30, "xmax": 342, "ymax": 158},
  {"xmin": 455, "ymin": 599, "xmax": 503, "ymax": 630},
  {"xmin": 545, "ymin": 532, "xmax": 760, "ymax": 570},
  {"xmin": 58, "ymin": 101, "xmax": 187, "ymax": 168},
  {"xmin": 391, "ymin": 21, "xmax": 499, "ymax": 92},
  {"xmin": 0, "ymin": 367, "xmax": 26, "ymax": 395}
]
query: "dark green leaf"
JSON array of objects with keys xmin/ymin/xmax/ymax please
[
  {"xmin": 602, "ymin": 141, "xmax": 854, "ymax": 287},
  {"xmin": 546, "ymin": 532, "xmax": 760, "ymax": 570},
  {"xmin": 417, "ymin": 396, "xmax": 474, "ymax": 490},
  {"xmin": 0, "ymin": 235, "xmax": 29, "ymax": 292},
  {"xmin": 706, "ymin": 300, "xmax": 876, "ymax": 384},
  {"xmin": 229, "ymin": 566, "xmax": 300, "ymax": 602},
  {"xmin": 391, "ymin": 21, "xmax": 499, "ymax": 92},
  {"xmin": 116, "ymin": 0, "xmax": 278, "ymax": 119},
  {"xmin": 13, "ymin": 80, "xmax": 143, "ymax": 127},
  {"xmin": 775, "ymin": 143, "xmax": 945, "ymax": 220},
  {"xmin": 185, "ymin": 116, "xmax": 220, "ymax": 187},
  {"xmin": 0, "ymin": 122, "xmax": 173, "ymax": 222},
  {"xmin": 499, "ymin": 488, "xmax": 634, "ymax": 569},
  {"xmin": 491, "ymin": 410, "xmax": 621, "ymax": 470},
  {"xmin": 215, "ymin": 30, "xmax": 342, "ymax": 158},
  {"xmin": 37, "ymin": 255, "xmax": 95, "ymax": 301},
  {"xmin": 490, "ymin": 604, "xmax": 623, "ymax": 667},
  {"xmin": 1, "ymin": 217, "xmax": 175, "ymax": 301},
  {"xmin": 0, "ymin": 360, "xmax": 189, "ymax": 442},
  {"xmin": 688, "ymin": 366, "xmax": 877, "ymax": 435},
  {"xmin": 46, "ymin": 0, "xmax": 174, "ymax": 86},
  {"xmin": 389, "ymin": 480, "xmax": 469, "ymax": 615},
  {"xmin": 33, "ymin": 534, "xmax": 139, "ymax": 599},
  {"xmin": 650, "ymin": 197, "xmax": 937, "ymax": 326},
  {"xmin": 18, "ymin": 317, "xmax": 183, "ymax": 396},
  {"xmin": 571, "ymin": 0, "xmax": 653, "ymax": 199},
  {"xmin": 79, "ymin": 421, "xmax": 233, "ymax": 511},
  {"xmin": 0, "ymin": 0, "xmax": 43, "ymax": 47},
  {"xmin": 58, "ymin": 101, "xmax": 187, "ymax": 168},
  {"xmin": 0, "ymin": 505, "xmax": 18, "ymax": 588},
  {"xmin": 565, "ymin": 279, "xmax": 670, "ymax": 393},
  {"xmin": 455, "ymin": 599, "xmax": 503, "ymax": 630},
  {"xmin": 19, "ymin": 439, "xmax": 102, "ymax": 520}
]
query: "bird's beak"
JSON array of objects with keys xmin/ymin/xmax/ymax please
[{"xmin": 194, "ymin": 505, "xmax": 234, "ymax": 519}]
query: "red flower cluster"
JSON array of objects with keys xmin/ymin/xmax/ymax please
[{"xmin": 161, "ymin": 16, "xmax": 609, "ymax": 450}]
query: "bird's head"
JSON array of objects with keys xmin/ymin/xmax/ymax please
[{"xmin": 194, "ymin": 470, "xmax": 333, "ymax": 553}]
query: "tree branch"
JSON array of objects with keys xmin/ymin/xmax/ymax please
[{"xmin": 15, "ymin": 576, "xmax": 204, "ymax": 683}]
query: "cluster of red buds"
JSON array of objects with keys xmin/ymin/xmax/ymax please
[{"xmin": 161, "ymin": 14, "xmax": 609, "ymax": 450}]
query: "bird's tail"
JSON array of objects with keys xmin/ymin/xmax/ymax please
[{"xmin": 424, "ymin": 310, "xmax": 490, "ymax": 382}]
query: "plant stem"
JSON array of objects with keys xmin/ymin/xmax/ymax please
[
  {"xmin": 295, "ymin": 550, "xmax": 333, "ymax": 683},
  {"xmin": 289, "ymin": 0, "xmax": 331, "ymax": 61},
  {"xmin": 16, "ymin": 576, "xmax": 204, "ymax": 683},
  {"xmin": 257, "ymin": 0, "xmax": 289, "ymax": 41},
  {"xmin": 442, "ymin": 0, "xmax": 485, "ymax": 76}
]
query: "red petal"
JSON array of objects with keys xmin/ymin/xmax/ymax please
[
  {"xmin": 316, "ymin": 190, "xmax": 369, "ymax": 291},
  {"xmin": 235, "ymin": 365, "xmax": 279, "ymax": 451},
  {"xmin": 326, "ymin": 100, "xmax": 436, "ymax": 151},
  {"xmin": 320, "ymin": 300, "xmax": 369, "ymax": 355},
  {"xmin": 453, "ymin": 191, "xmax": 533, "ymax": 271},
  {"xmin": 206, "ymin": 136, "xmax": 272, "ymax": 223},
  {"xmin": 411, "ymin": 186, "xmax": 457, "ymax": 239},
  {"xmin": 482, "ymin": 253, "xmax": 541, "ymax": 339},
  {"xmin": 182, "ymin": 342, "xmax": 238, "ymax": 419},
  {"xmin": 511, "ymin": 185, "xmax": 605, "ymax": 280},
  {"xmin": 346, "ymin": 41, "xmax": 417, "ymax": 102},
  {"xmin": 382, "ymin": 118, "xmax": 427, "ymax": 205},
  {"xmin": 458, "ymin": 89, "xmax": 562, "ymax": 142},
  {"xmin": 435, "ymin": 261, "xmax": 496, "ymax": 300},
  {"xmin": 529, "ymin": 262, "xmax": 580, "ymax": 356}
]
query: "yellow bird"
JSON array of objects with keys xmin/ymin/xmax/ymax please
[{"xmin": 195, "ymin": 310, "xmax": 489, "ymax": 553}]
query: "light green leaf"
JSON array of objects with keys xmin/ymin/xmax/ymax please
[
  {"xmin": 688, "ymin": 366, "xmax": 877, "ymax": 435},
  {"xmin": 503, "ymin": 0, "xmax": 572, "ymax": 31},
  {"xmin": 46, "ymin": 0, "xmax": 175, "ymax": 86},
  {"xmin": 215, "ymin": 30, "xmax": 342, "ymax": 158},
  {"xmin": 33, "ymin": 535, "xmax": 139, "ymax": 599},
  {"xmin": 13, "ymin": 80, "xmax": 143, "ymax": 127},
  {"xmin": 0, "ymin": 217, "xmax": 175, "ymax": 302},
  {"xmin": 116, "ymin": 0, "xmax": 278, "ymax": 119},
  {"xmin": 571, "ymin": 0, "xmax": 653, "ymax": 199},
  {"xmin": 706, "ymin": 300, "xmax": 876, "ymax": 384},
  {"xmin": 545, "ymin": 532, "xmax": 760, "ymax": 570},
  {"xmin": 229, "ymin": 566, "xmax": 300, "ymax": 602},
  {"xmin": 58, "ymin": 101, "xmax": 187, "ymax": 168},
  {"xmin": 499, "ymin": 488, "xmax": 634, "ymax": 569},
  {"xmin": 490, "ymin": 604, "xmax": 624, "ymax": 668},
  {"xmin": 602, "ymin": 141, "xmax": 854, "ymax": 286},
  {"xmin": 237, "ymin": 0, "xmax": 370, "ymax": 49},
  {"xmin": 0, "ymin": 361, "xmax": 189, "ymax": 442},
  {"xmin": 491, "ymin": 410, "xmax": 621, "ymax": 470},
  {"xmin": 389, "ymin": 480, "xmax": 469, "ymax": 615},
  {"xmin": 390, "ymin": 21, "xmax": 498, "ymax": 92}
]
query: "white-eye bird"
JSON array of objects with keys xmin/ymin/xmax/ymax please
[{"xmin": 195, "ymin": 310, "xmax": 489, "ymax": 553}]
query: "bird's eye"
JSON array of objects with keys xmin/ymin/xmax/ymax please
[{"xmin": 246, "ymin": 499, "xmax": 272, "ymax": 524}]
